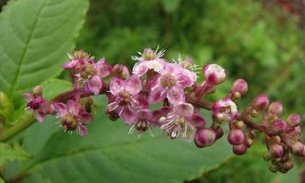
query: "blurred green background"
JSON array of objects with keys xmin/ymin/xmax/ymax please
[
  {"xmin": 75, "ymin": 0, "xmax": 305, "ymax": 182},
  {"xmin": 2, "ymin": 0, "xmax": 304, "ymax": 182}
]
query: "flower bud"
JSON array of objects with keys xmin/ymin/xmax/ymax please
[
  {"xmin": 251, "ymin": 94, "xmax": 269, "ymax": 111},
  {"xmin": 263, "ymin": 151, "xmax": 272, "ymax": 161},
  {"xmin": 194, "ymin": 128, "xmax": 216, "ymax": 148},
  {"xmin": 291, "ymin": 141, "xmax": 305, "ymax": 157},
  {"xmin": 212, "ymin": 98, "xmax": 238, "ymax": 122},
  {"xmin": 231, "ymin": 79, "xmax": 248, "ymax": 96},
  {"xmin": 233, "ymin": 143, "xmax": 247, "ymax": 155},
  {"xmin": 269, "ymin": 120, "xmax": 287, "ymax": 135},
  {"xmin": 214, "ymin": 127, "xmax": 224, "ymax": 139},
  {"xmin": 202, "ymin": 64, "xmax": 226, "ymax": 85},
  {"xmin": 282, "ymin": 159, "xmax": 294, "ymax": 172},
  {"xmin": 269, "ymin": 164, "xmax": 279, "ymax": 173},
  {"xmin": 286, "ymin": 113, "xmax": 301, "ymax": 128},
  {"xmin": 228, "ymin": 129, "xmax": 245, "ymax": 145},
  {"xmin": 33, "ymin": 86, "xmax": 43, "ymax": 97},
  {"xmin": 111, "ymin": 64, "xmax": 130, "ymax": 79},
  {"xmin": 268, "ymin": 101, "xmax": 283, "ymax": 117},
  {"xmin": 269, "ymin": 143, "xmax": 284, "ymax": 158}
]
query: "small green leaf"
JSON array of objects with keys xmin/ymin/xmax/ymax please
[
  {"xmin": 0, "ymin": 0, "xmax": 88, "ymax": 107},
  {"xmin": 0, "ymin": 143, "xmax": 31, "ymax": 166},
  {"xmin": 41, "ymin": 79, "xmax": 72, "ymax": 100},
  {"xmin": 0, "ymin": 177, "xmax": 4, "ymax": 183}
]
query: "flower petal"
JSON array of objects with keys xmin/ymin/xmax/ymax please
[
  {"xmin": 79, "ymin": 112, "xmax": 93, "ymax": 124},
  {"xmin": 167, "ymin": 86, "xmax": 185, "ymax": 105},
  {"xmin": 110, "ymin": 78, "xmax": 124, "ymax": 95},
  {"xmin": 148, "ymin": 86, "xmax": 166, "ymax": 104},
  {"xmin": 132, "ymin": 62, "xmax": 149, "ymax": 76},
  {"xmin": 87, "ymin": 75, "xmax": 102, "ymax": 95},
  {"xmin": 120, "ymin": 108, "xmax": 136, "ymax": 124},
  {"xmin": 174, "ymin": 102, "xmax": 194, "ymax": 117},
  {"xmin": 54, "ymin": 103, "xmax": 67, "ymax": 117},
  {"xmin": 66, "ymin": 100, "xmax": 80, "ymax": 116},
  {"xmin": 186, "ymin": 113, "xmax": 206, "ymax": 128},
  {"xmin": 125, "ymin": 75, "xmax": 142, "ymax": 95},
  {"xmin": 77, "ymin": 124, "xmax": 88, "ymax": 136}
]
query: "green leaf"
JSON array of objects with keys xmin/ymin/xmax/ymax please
[
  {"xmin": 9, "ymin": 98, "xmax": 232, "ymax": 183},
  {"xmin": 41, "ymin": 79, "xmax": 72, "ymax": 100},
  {"xmin": 160, "ymin": 0, "xmax": 181, "ymax": 13},
  {"xmin": 0, "ymin": 0, "xmax": 88, "ymax": 107},
  {"xmin": 0, "ymin": 143, "xmax": 31, "ymax": 166}
]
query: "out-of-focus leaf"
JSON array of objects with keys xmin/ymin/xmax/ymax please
[
  {"xmin": 160, "ymin": 0, "xmax": 181, "ymax": 13},
  {"xmin": 0, "ymin": 143, "xmax": 31, "ymax": 166}
]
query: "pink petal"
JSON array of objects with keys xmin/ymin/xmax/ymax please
[
  {"xmin": 120, "ymin": 108, "xmax": 136, "ymax": 124},
  {"xmin": 79, "ymin": 112, "xmax": 93, "ymax": 124},
  {"xmin": 132, "ymin": 62, "xmax": 148, "ymax": 76},
  {"xmin": 176, "ymin": 74, "xmax": 193, "ymax": 88},
  {"xmin": 96, "ymin": 57, "xmax": 105, "ymax": 64},
  {"xmin": 24, "ymin": 93, "xmax": 34, "ymax": 101},
  {"xmin": 186, "ymin": 114, "xmax": 206, "ymax": 128},
  {"xmin": 125, "ymin": 75, "xmax": 142, "ymax": 95},
  {"xmin": 110, "ymin": 78, "xmax": 124, "ymax": 95},
  {"xmin": 54, "ymin": 103, "xmax": 67, "ymax": 116},
  {"xmin": 87, "ymin": 75, "xmax": 102, "ymax": 95},
  {"xmin": 148, "ymin": 86, "xmax": 166, "ymax": 104},
  {"xmin": 77, "ymin": 124, "xmax": 88, "ymax": 136},
  {"xmin": 63, "ymin": 60, "xmax": 78, "ymax": 69},
  {"xmin": 34, "ymin": 111, "xmax": 45, "ymax": 123},
  {"xmin": 137, "ymin": 109, "xmax": 152, "ymax": 121},
  {"xmin": 66, "ymin": 100, "xmax": 80, "ymax": 116},
  {"xmin": 174, "ymin": 102, "xmax": 194, "ymax": 117},
  {"xmin": 167, "ymin": 86, "xmax": 185, "ymax": 105}
]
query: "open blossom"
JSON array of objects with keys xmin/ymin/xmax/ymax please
[
  {"xmin": 128, "ymin": 109, "xmax": 156, "ymax": 136},
  {"xmin": 212, "ymin": 98, "xmax": 238, "ymax": 122},
  {"xmin": 148, "ymin": 62, "xmax": 197, "ymax": 104},
  {"xmin": 132, "ymin": 47, "xmax": 166, "ymax": 76},
  {"xmin": 107, "ymin": 75, "xmax": 143, "ymax": 123},
  {"xmin": 54, "ymin": 100, "xmax": 93, "ymax": 136},
  {"xmin": 160, "ymin": 102, "xmax": 206, "ymax": 141}
]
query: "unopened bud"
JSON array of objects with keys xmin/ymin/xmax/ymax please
[
  {"xmin": 291, "ymin": 141, "xmax": 305, "ymax": 157},
  {"xmin": 33, "ymin": 86, "xmax": 42, "ymax": 97},
  {"xmin": 268, "ymin": 101, "xmax": 283, "ymax": 117},
  {"xmin": 228, "ymin": 129, "xmax": 245, "ymax": 145},
  {"xmin": 231, "ymin": 79, "xmax": 248, "ymax": 96},
  {"xmin": 286, "ymin": 113, "xmax": 301, "ymax": 128},
  {"xmin": 233, "ymin": 143, "xmax": 247, "ymax": 155},
  {"xmin": 263, "ymin": 151, "xmax": 272, "ymax": 161},
  {"xmin": 202, "ymin": 64, "xmax": 226, "ymax": 85},
  {"xmin": 251, "ymin": 94, "xmax": 269, "ymax": 111},
  {"xmin": 111, "ymin": 64, "xmax": 130, "ymax": 79},
  {"xmin": 194, "ymin": 128, "xmax": 216, "ymax": 148},
  {"xmin": 269, "ymin": 164, "xmax": 278, "ymax": 173},
  {"xmin": 269, "ymin": 143, "xmax": 284, "ymax": 158},
  {"xmin": 269, "ymin": 120, "xmax": 287, "ymax": 135}
]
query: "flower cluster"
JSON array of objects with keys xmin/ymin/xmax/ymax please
[{"xmin": 24, "ymin": 48, "xmax": 304, "ymax": 173}]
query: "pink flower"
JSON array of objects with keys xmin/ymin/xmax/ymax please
[
  {"xmin": 24, "ymin": 86, "xmax": 53, "ymax": 123},
  {"xmin": 132, "ymin": 47, "xmax": 166, "ymax": 76},
  {"xmin": 128, "ymin": 109, "xmax": 157, "ymax": 136},
  {"xmin": 107, "ymin": 75, "xmax": 143, "ymax": 123},
  {"xmin": 212, "ymin": 98, "xmax": 238, "ymax": 122},
  {"xmin": 76, "ymin": 58, "xmax": 112, "ymax": 95},
  {"xmin": 148, "ymin": 62, "xmax": 196, "ymax": 104},
  {"xmin": 54, "ymin": 100, "xmax": 93, "ymax": 136},
  {"xmin": 160, "ymin": 102, "xmax": 206, "ymax": 141}
]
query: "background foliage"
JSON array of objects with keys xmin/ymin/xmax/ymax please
[{"xmin": 0, "ymin": 0, "xmax": 304, "ymax": 182}]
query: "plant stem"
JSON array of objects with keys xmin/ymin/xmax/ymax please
[{"xmin": 0, "ymin": 113, "xmax": 35, "ymax": 142}]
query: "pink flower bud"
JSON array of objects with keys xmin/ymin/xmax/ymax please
[
  {"xmin": 202, "ymin": 64, "xmax": 226, "ymax": 85},
  {"xmin": 269, "ymin": 143, "xmax": 284, "ymax": 158},
  {"xmin": 111, "ymin": 64, "xmax": 130, "ymax": 79},
  {"xmin": 291, "ymin": 141, "xmax": 305, "ymax": 157},
  {"xmin": 194, "ymin": 128, "xmax": 216, "ymax": 148},
  {"xmin": 33, "ymin": 86, "xmax": 42, "ymax": 96},
  {"xmin": 251, "ymin": 94, "xmax": 269, "ymax": 111},
  {"xmin": 282, "ymin": 160, "xmax": 294, "ymax": 172},
  {"xmin": 212, "ymin": 98, "xmax": 238, "ymax": 122},
  {"xmin": 269, "ymin": 120, "xmax": 287, "ymax": 135},
  {"xmin": 231, "ymin": 79, "xmax": 248, "ymax": 96},
  {"xmin": 233, "ymin": 143, "xmax": 247, "ymax": 155},
  {"xmin": 268, "ymin": 101, "xmax": 283, "ymax": 117},
  {"xmin": 286, "ymin": 113, "xmax": 301, "ymax": 127},
  {"xmin": 228, "ymin": 129, "xmax": 245, "ymax": 145}
]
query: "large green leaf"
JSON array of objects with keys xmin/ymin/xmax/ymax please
[
  {"xmin": 7, "ymin": 98, "xmax": 232, "ymax": 183},
  {"xmin": 0, "ymin": 0, "xmax": 88, "ymax": 107}
]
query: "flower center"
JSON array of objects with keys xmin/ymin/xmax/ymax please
[
  {"xmin": 160, "ymin": 73, "xmax": 175, "ymax": 88},
  {"xmin": 135, "ymin": 121, "xmax": 149, "ymax": 133},
  {"xmin": 80, "ymin": 63, "xmax": 95, "ymax": 79},
  {"xmin": 61, "ymin": 114, "xmax": 78, "ymax": 131},
  {"xmin": 143, "ymin": 48, "xmax": 156, "ymax": 61},
  {"xmin": 117, "ymin": 91, "xmax": 131, "ymax": 106}
]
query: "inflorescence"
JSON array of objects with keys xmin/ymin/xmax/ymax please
[{"xmin": 24, "ymin": 47, "xmax": 304, "ymax": 173}]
